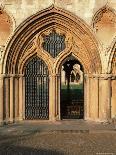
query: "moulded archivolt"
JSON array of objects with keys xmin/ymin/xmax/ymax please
[
  {"xmin": 2, "ymin": 5, "xmax": 101, "ymax": 75},
  {"xmin": 91, "ymin": 5, "xmax": 116, "ymax": 48}
]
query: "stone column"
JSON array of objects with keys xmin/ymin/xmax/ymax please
[
  {"xmin": 0, "ymin": 76, "xmax": 4, "ymax": 125},
  {"xmin": 111, "ymin": 76, "xmax": 116, "ymax": 118},
  {"xmin": 19, "ymin": 76, "xmax": 23, "ymax": 121},
  {"xmin": 22, "ymin": 77, "xmax": 25, "ymax": 119},
  {"xmin": 99, "ymin": 75, "xmax": 111, "ymax": 121},
  {"xmin": 57, "ymin": 74, "xmax": 61, "ymax": 120},
  {"xmin": 14, "ymin": 76, "xmax": 19, "ymax": 121},
  {"xmin": 10, "ymin": 76, "xmax": 14, "ymax": 123},
  {"xmin": 84, "ymin": 74, "xmax": 90, "ymax": 120},
  {"xmin": 4, "ymin": 77, "xmax": 10, "ymax": 123},
  {"xmin": 49, "ymin": 74, "xmax": 60, "ymax": 121},
  {"xmin": 89, "ymin": 76, "xmax": 99, "ymax": 120}
]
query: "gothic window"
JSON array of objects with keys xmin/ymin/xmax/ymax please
[{"xmin": 42, "ymin": 30, "xmax": 66, "ymax": 58}]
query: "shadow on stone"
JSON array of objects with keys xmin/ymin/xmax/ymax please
[
  {"xmin": 0, "ymin": 134, "xmax": 66, "ymax": 155},
  {"xmin": 0, "ymin": 145, "xmax": 65, "ymax": 155}
]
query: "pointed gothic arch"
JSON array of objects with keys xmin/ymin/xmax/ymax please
[
  {"xmin": 92, "ymin": 5, "xmax": 116, "ymax": 28},
  {"xmin": 2, "ymin": 5, "xmax": 101, "ymax": 75},
  {"xmin": 0, "ymin": 5, "xmax": 107, "ymax": 124},
  {"xmin": 107, "ymin": 37, "xmax": 116, "ymax": 74},
  {"xmin": 91, "ymin": 5, "xmax": 116, "ymax": 47}
]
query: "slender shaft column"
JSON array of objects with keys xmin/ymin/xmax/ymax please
[
  {"xmin": 89, "ymin": 77, "xmax": 99, "ymax": 120},
  {"xmin": 99, "ymin": 77, "xmax": 111, "ymax": 121},
  {"xmin": 84, "ymin": 75, "xmax": 90, "ymax": 120},
  {"xmin": 22, "ymin": 77, "xmax": 25, "ymax": 119},
  {"xmin": 19, "ymin": 76, "xmax": 23, "ymax": 121},
  {"xmin": 49, "ymin": 75, "xmax": 56, "ymax": 121},
  {"xmin": 14, "ymin": 76, "xmax": 19, "ymax": 121},
  {"xmin": 111, "ymin": 78, "xmax": 116, "ymax": 118},
  {"xmin": 10, "ymin": 76, "xmax": 14, "ymax": 123},
  {"xmin": 4, "ymin": 77, "xmax": 10, "ymax": 123},
  {"xmin": 0, "ymin": 76, "xmax": 4, "ymax": 125},
  {"xmin": 49, "ymin": 74, "xmax": 60, "ymax": 121}
]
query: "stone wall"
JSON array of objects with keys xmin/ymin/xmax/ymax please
[
  {"xmin": 0, "ymin": 0, "xmax": 115, "ymax": 73},
  {"xmin": 0, "ymin": 0, "xmax": 115, "ymax": 124}
]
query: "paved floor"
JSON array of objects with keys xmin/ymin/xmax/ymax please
[{"xmin": 0, "ymin": 120, "xmax": 116, "ymax": 155}]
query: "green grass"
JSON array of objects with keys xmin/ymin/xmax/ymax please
[
  {"xmin": 61, "ymin": 83, "xmax": 83, "ymax": 90},
  {"xmin": 61, "ymin": 83, "xmax": 84, "ymax": 101}
]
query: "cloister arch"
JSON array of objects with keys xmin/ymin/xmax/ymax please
[
  {"xmin": 107, "ymin": 37, "xmax": 116, "ymax": 74},
  {"xmin": 1, "ymin": 5, "xmax": 114, "ymax": 124},
  {"xmin": 91, "ymin": 5, "xmax": 116, "ymax": 47},
  {"xmin": 2, "ymin": 5, "xmax": 101, "ymax": 75}
]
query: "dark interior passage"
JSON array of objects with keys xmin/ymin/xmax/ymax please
[{"xmin": 60, "ymin": 57, "xmax": 84, "ymax": 119}]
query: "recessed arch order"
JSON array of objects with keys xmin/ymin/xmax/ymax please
[{"xmin": 2, "ymin": 5, "xmax": 102, "ymax": 75}]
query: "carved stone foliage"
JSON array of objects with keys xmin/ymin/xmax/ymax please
[{"xmin": 2, "ymin": 5, "xmax": 101, "ymax": 75}]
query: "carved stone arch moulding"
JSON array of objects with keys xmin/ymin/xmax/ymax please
[
  {"xmin": 91, "ymin": 5, "xmax": 116, "ymax": 47},
  {"xmin": 2, "ymin": 5, "xmax": 102, "ymax": 75},
  {"xmin": 107, "ymin": 37, "xmax": 116, "ymax": 74},
  {"xmin": 92, "ymin": 5, "xmax": 116, "ymax": 29}
]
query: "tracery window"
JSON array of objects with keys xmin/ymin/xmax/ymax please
[{"xmin": 42, "ymin": 29, "xmax": 66, "ymax": 58}]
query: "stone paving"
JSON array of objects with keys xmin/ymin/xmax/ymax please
[{"xmin": 0, "ymin": 120, "xmax": 116, "ymax": 155}]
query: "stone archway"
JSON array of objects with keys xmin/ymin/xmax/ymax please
[{"xmin": 0, "ymin": 5, "xmax": 103, "ymax": 124}]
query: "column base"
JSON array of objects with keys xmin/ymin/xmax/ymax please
[
  {"xmin": 9, "ymin": 119, "xmax": 15, "ymax": 124},
  {"xmin": 18, "ymin": 117, "xmax": 23, "ymax": 121}
]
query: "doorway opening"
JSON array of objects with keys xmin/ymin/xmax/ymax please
[{"xmin": 60, "ymin": 56, "xmax": 84, "ymax": 119}]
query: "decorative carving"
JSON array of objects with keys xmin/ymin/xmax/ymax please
[
  {"xmin": 3, "ymin": 5, "xmax": 101, "ymax": 75},
  {"xmin": 42, "ymin": 29, "xmax": 66, "ymax": 58},
  {"xmin": 92, "ymin": 6, "xmax": 116, "ymax": 32}
]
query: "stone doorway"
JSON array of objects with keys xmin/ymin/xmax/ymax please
[{"xmin": 60, "ymin": 57, "xmax": 84, "ymax": 119}]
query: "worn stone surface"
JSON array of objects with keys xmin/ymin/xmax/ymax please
[
  {"xmin": 0, "ymin": 121, "xmax": 116, "ymax": 155},
  {"xmin": 0, "ymin": 0, "xmax": 115, "ymax": 125}
]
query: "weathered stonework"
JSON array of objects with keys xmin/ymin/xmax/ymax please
[{"xmin": 0, "ymin": 0, "xmax": 115, "ymax": 124}]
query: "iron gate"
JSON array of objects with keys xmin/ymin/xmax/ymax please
[{"xmin": 25, "ymin": 56, "xmax": 49, "ymax": 119}]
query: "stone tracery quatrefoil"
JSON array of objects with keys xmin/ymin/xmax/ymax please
[{"xmin": 42, "ymin": 29, "xmax": 66, "ymax": 58}]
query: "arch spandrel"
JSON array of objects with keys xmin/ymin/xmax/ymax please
[{"xmin": 2, "ymin": 5, "xmax": 102, "ymax": 75}]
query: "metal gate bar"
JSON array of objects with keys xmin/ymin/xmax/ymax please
[{"xmin": 25, "ymin": 56, "xmax": 49, "ymax": 119}]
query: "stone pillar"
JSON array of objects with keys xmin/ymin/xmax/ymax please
[
  {"xmin": 84, "ymin": 75, "xmax": 90, "ymax": 120},
  {"xmin": 22, "ymin": 77, "xmax": 25, "ymax": 119},
  {"xmin": 89, "ymin": 76, "xmax": 99, "ymax": 120},
  {"xmin": 4, "ymin": 77, "xmax": 10, "ymax": 123},
  {"xmin": 49, "ymin": 74, "xmax": 60, "ymax": 121},
  {"xmin": 99, "ymin": 75, "xmax": 111, "ymax": 121},
  {"xmin": 14, "ymin": 76, "xmax": 19, "ymax": 121},
  {"xmin": 10, "ymin": 76, "xmax": 14, "ymax": 123},
  {"xmin": 0, "ymin": 76, "xmax": 4, "ymax": 125},
  {"xmin": 111, "ymin": 77, "xmax": 116, "ymax": 118},
  {"xmin": 19, "ymin": 76, "xmax": 23, "ymax": 121}
]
